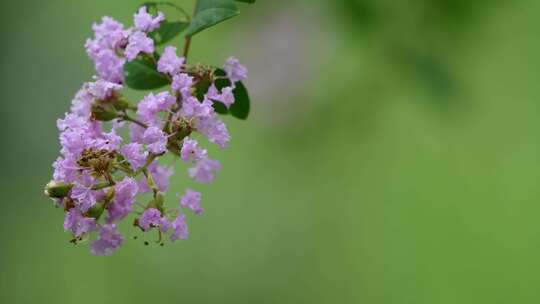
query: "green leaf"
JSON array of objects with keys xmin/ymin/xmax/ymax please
[
  {"xmin": 195, "ymin": 76, "xmax": 212, "ymax": 101},
  {"xmin": 142, "ymin": 2, "xmax": 191, "ymax": 20},
  {"xmin": 185, "ymin": 0, "xmax": 239, "ymax": 37},
  {"xmin": 235, "ymin": 0, "xmax": 256, "ymax": 3},
  {"xmin": 215, "ymin": 69, "xmax": 250, "ymax": 120},
  {"xmin": 212, "ymin": 100, "xmax": 229, "ymax": 114},
  {"xmin": 228, "ymin": 81, "xmax": 250, "ymax": 119},
  {"xmin": 124, "ymin": 56, "xmax": 169, "ymax": 90},
  {"xmin": 150, "ymin": 21, "xmax": 189, "ymax": 45}
]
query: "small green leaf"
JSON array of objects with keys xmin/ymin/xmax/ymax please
[
  {"xmin": 236, "ymin": 0, "xmax": 256, "ymax": 3},
  {"xmin": 150, "ymin": 21, "xmax": 189, "ymax": 45},
  {"xmin": 142, "ymin": 2, "xmax": 191, "ymax": 20},
  {"xmin": 195, "ymin": 77, "xmax": 212, "ymax": 101},
  {"xmin": 185, "ymin": 0, "xmax": 239, "ymax": 37},
  {"xmin": 228, "ymin": 81, "xmax": 250, "ymax": 119},
  {"xmin": 212, "ymin": 101, "xmax": 229, "ymax": 114},
  {"xmin": 215, "ymin": 69, "xmax": 250, "ymax": 120},
  {"xmin": 124, "ymin": 56, "xmax": 169, "ymax": 90}
]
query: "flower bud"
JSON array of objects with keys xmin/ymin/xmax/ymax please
[
  {"xmin": 44, "ymin": 180, "xmax": 72, "ymax": 198},
  {"xmin": 148, "ymin": 193, "xmax": 164, "ymax": 210},
  {"xmin": 113, "ymin": 96, "xmax": 131, "ymax": 111},
  {"xmin": 91, "ymin": 101, "xmax": 118, "ymax": 121},
  {"xmin": 167, "ymin": 119, "xmax": 193, "ymax": 156},
  {"xmin": 86, "ymin": 202, "xmax": 105, "ymax": 219},
  {"xmin": 170, "ymin": 119, "xmax": 192, "ymax": 142}
]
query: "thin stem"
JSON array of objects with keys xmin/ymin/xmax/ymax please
[
  {"xmin": 91, "ymin": 181, "xmax": 114, "ymax": 191},
  {"xmin": 103, "ymin": 187, "xmax": 115, "ymax": 208},
  {"xmin": 142, "ymin": 167, "xmax": 160, "ymax": 197},
  {"xmin": 183, "ymin": 36, "xmax": 192, "ymax": 61},
  {"xmin": 103, "ymin": 171, "xmax": 116, "ymax": 186},
  {"xmin": 134, "ymin": 153, "xmax": 158, "ymax": 176},
  {"xmin": 120, "ymin": 114, "xmax": 148, "ymax": 128},
  {"xmin": 182, "ymin": 0, "xmax": 197, "ymax": 61},
  {"xmin": 162, "ymin": 103, "xmax": 179, "ymax": 134},
  {"xmin": 156, "ymin": 230, "xmax": 163, "ymax": 244},
  {"xmin": 115, "ymin": 165, "xmax": 133, "ymax": 176}
]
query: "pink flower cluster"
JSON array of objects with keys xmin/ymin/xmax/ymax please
[{"xmin": 45, "ymin": 7, "xmax": 248, "ymax": 255}]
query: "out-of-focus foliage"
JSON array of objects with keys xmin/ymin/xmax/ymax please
[{"xmin": 336, "ymin": 0, "xmax": 507, "ymax": 103}]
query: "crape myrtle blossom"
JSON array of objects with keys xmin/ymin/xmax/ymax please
[
  {"xmin": 142, "ymin": 126, "xmax": 168, "ymax": 154},
  {"xmin": 172, "ymin": 73, "xmax": 194, "ymax": 99},
  {"xmin": 206, "ymin": 83, "xmax": 235, "ymax": 109},
  {"xmin": 125, "ymin": 31, "xmax": 155, "ymax": 61},
  {"xmin": 85, "ymin": 6, "xmax": 163, "ymax": 83},
  {"xmin": 158, "ymin": 46, "xmax": 185, "ymax": 75},
  {"xmin": 170, "ymin": 214, "xmax": 188, "ymax": 241},
  {"xmin": 84, "ymin": 17, "xmax": 128, "ymax": 83},
  {"xmin": 107, "ymin": 177, "xmax": 138, "ymax": 222},
  {"xmin": 120, "ymin": 143, "xmax": 147, "ymax": 171},
  {"xmin": 180, "ymin": 137, "xmax": 222, "ymax": 183},
  {"xmin": 134, "ymin": 6, "xmax": 165, "ymax": 32},
  {"xmin": 64, "ymin": 209, "xmax": 96, "ymax": 238},
  {"xmin": 139, "ymin": 208, "xmax": 169, "ymax": 232},
  {"xmin": 224, "ymin": 56, "xmax": 248, "ymax": 83},
  {"xmin": 91, "ymin": 224, "xmax": 124, "ymax": 256},
  {"xmin": 136, "ymin": 92, "xmax": 176, "ymax": 126},
  {"xmin": 179, "ymin": 189, "xmax": 203, "ymax": 214},
  {"xmin": 45, "ymin": 5, "xmax": 249, "ymax": 256}
]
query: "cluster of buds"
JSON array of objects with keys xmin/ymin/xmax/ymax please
[{"xmin": 44, "ymin": 6, "xmax": 248, "ymax": 255}]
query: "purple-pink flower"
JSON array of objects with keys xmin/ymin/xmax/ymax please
[
  {"xmin": 180, "ymin": 138, "xmax": 204, "ymax": 162},
  {"xmin": 52, "ymin": 156, "xmax": 78, "ymax": 183},
  {"xmin": 64, "ymin": 209, "xmax": 96, "ymax": 238},
  {"xmin": 108, "ymin": 177, "xmax": 138, "ymax": 222},
  {"xmin": 189, "ymin": 156, "xmax": 221, "ymax": 184},
  {"xmin": 129, "ymin": 123, "xmax": 145, "ymax": 143},
  {"xmin": 91, "ymin": 224, "xmax": 124, "ymax": 256},
  {"xmin": 179, "ymin": 96, "xmax": 213, "ymax": 120},
  {"xmin": 172, "ymin": 73, "xmax": 194, "ymax": 98},
  {"xmin": 70, "ymin": 181, "xmax": 98, "ymax": 212},
  {"xmin": 158, "ymin": 46, "xmax": 184, "ymax": 75},
  {"xmin": 179, "ymin": 189, "xmax": 203, "ymax": 214},
  {"xmin": 170, "ymin": 214, "xmax": 188, "ymax": 241},
  {"xmin": 125, "ymin": 31, "xmax": 154, "ymax": 61},
  {"xmin": 120, "ymin": 143, "xmax": 148, "ymax": 170},
  {"xmin": 134, "ymin": 6, "xmax": 164, "ymax": 32},
  {"xmin": 143, "ymin": 126, "xmax": 167, "ymax": 154},
  {"xmin": 139, "ymin": 208, "xmax": 168, "ymax": 232},
  {"xmin": 217, "ymin": 86, "xmax": 235, "ymax": 108},
  {"xmin": 85, "ymin": 17, "xmax": 128, "ymax": 84},
  {"xmin": 137, "ymin": 92, "xmax": 176, "ymax": 126},
  {"xmin": 224, "ymin": 56, "xmax": 248, "ymax": 83},
  {"xmin": 206, "ymin": 84, "xmax": 235, "ymax": 109},
  {"xmin": 197, "ymin": 117, "xmax": 230, "ymax": 149}
]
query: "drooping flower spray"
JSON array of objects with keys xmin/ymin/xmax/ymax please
[{"xmin": 44, "ymin": 1, "xmax": 254, "ymax": 255}]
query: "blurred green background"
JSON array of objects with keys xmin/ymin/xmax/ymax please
[{"xmin": 1, "ymin": 0, "xmax": 540, "ymax": 303}]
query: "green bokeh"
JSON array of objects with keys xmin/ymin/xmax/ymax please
[{"xmin": 1, "ymin": 0, "xmax": 539, "ymax": 303}]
